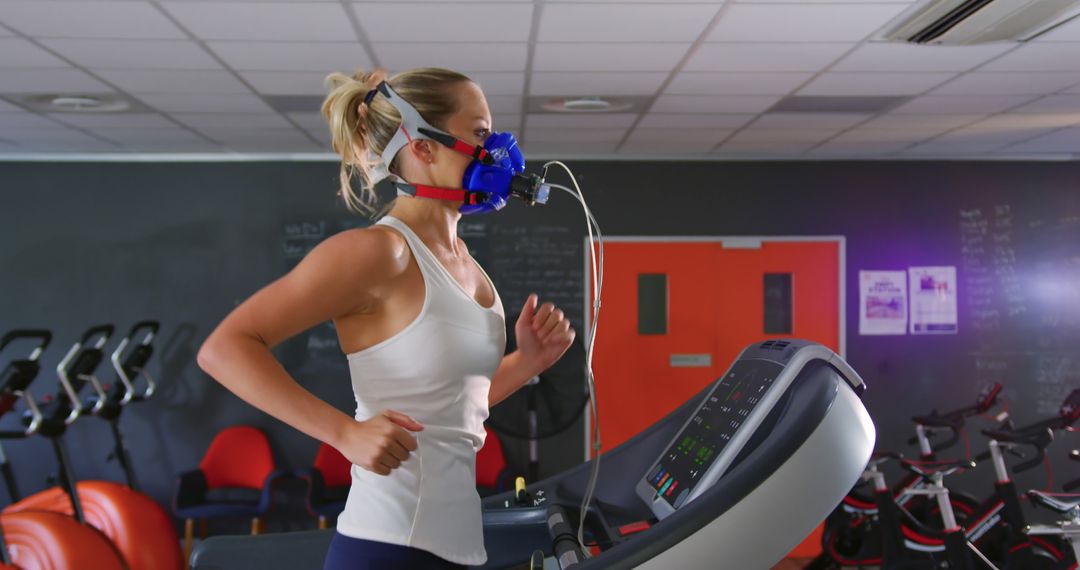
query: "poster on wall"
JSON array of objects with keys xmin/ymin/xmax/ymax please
[
  {"xmin": 909, "ymin": 266, "xmax": 959, "ymax": 335},
  {"xmin": 859, "ymin": 271, "xmax": 908, "ymax": 335}
]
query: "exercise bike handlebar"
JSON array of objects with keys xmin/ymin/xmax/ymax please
[
  {"xmin": 110, "ymin": 320, "xmax": 159, "ymax": 404},
  {"xmin": 981, "ymin": 426, "xmax": 1054, "ymax": 474},
  {"xmin": 0, "ymin": 330, "xmax": 52, "ymax": 357},
  {"xmin": 55, "ymin": 325, "xmax": 115, "ymax": 424}
]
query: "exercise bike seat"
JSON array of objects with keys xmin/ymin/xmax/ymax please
[
  {"xmin": 1027, "ymin": 491, "xmax": 1080, "ymax": 514},
  {"xmin": 900, "ymin": 458, "xmax": 975, "ymax": 479}
]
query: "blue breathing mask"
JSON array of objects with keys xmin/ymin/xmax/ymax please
[
  {"xmin": 365, "ymin": 81, "xmax": 549, "ymax": 215},
  {"xmin": 461, "ymin": 131, "xmax": 549, "ymax": 215}
]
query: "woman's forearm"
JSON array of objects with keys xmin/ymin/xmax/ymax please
[
  {"xmin": 197, "ymin": 333, "xmax": 353, "ymax": 447},
  {"xmin": 488, "ymin": 350, "xmax": 545, "ymax": 408}
]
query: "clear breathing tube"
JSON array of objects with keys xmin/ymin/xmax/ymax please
[{"xmin": 541, "ymin": 161, "xmax": 605, "ymax": 559}]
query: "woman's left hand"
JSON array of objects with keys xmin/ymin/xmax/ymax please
[{"xmin": 515, "ymin": 293, "xmax": 576, "ymax": 372}]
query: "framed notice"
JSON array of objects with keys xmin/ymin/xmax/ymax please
[
  {"xmin": 859, "ymin": 271, "xmax": 908, "ymax": 335},
  {"xmin": 909, "ymin": 266, "xmax": 959, "ymax": 335}
]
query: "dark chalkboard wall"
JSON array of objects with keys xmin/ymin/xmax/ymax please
[{"xmin": 1, "ymin": 159, "xmax": 1078, "ymax": 531}]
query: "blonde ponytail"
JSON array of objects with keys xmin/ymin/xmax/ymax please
[{"xmin": 320, "ymin": 67, "xmax": 473, "ymax": 218}]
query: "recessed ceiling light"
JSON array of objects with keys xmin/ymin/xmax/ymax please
[
  {"xmin": 542, "ymin": 97, "xmax": 633, "ymax": 113},
  {"xmin": 23, "ymin": 93, "xmax": 131, "ymax": 113}
]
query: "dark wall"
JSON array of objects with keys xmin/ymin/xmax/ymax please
[{"xmin": 1, "ymin": 159, "xmax": 1077, "ymax": 527}]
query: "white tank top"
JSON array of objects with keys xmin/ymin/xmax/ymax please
[{"xmin": 336, "ymin": 215, "xmax": 505, "ymax": 566}]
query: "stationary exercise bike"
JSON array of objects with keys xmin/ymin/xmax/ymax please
[
  {"xmin": 820, "ymin": 382, "xmax": 1005, "ymax": 567},
  {"xmin": 1024, "ymin": 448, "xmax": 1080, "ymax": 570},
  {"xmin": 3, "ymin": 324, "xmax": 182, "ymax": 570},
  {"xmin": 0, "ymin": 329, "xmax": 126, "ymax": 569},
  {"xmin": 860, "ymin": 389, "xmax": 1080, "ymax": 569}
]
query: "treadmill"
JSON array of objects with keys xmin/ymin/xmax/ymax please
[{"xmin": 191, "ymin": 339, "xmax": 876, "ymax": 569}]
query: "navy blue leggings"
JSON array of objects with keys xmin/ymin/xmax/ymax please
[{"xmin": 323, "ymin": 532, "xmax": 467, "ymax": 570}]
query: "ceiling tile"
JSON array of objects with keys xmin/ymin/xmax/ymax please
[
  {"xmin": 685, "ymin": 43, "xmax": 853, "ymax": 72},
  {"xmin": 0, "ymin": 68, "xmax": 112, "ymax": 92},
  {"xmin": 16, "ymin": 140, "xmax": 120, "ymax": 152},
  {"xmin": 355, "ymin": 3, "xmax": 533, "ymax": 42},
  {"xmin": 162, "ymin": 2, "xmax": 356, "ymax": 41},
  {"xmin": 533, "ymin": 43, "xmax": 691, "ymax": 72},
  {"xmin": 539, "ymin": 4, "xmax": 718, "ymax": 42},
  {"xmin": 122, "ymin": 141, "xmax": 225, "ymax": 152},
  {"xmin": 469, "ymin": 72, "xmax": 525, "ymax": 96},
  {"xmin": 965, "ymin": 113, "xmax": 1080, "ymax": 130},
  {"xmin": 0, "ymin": 39, "xmax": 70, "ymax": 68},
  {"xmin": 798, "ymin": 72, "xmax": 955, "ymax": 96},
  {"xmin": 933, "ymin": 125, "xmax": 1055, "ymax": 145},
  {"xmin": 526, "ymin": 141, "xmax": 618, "ymax": 155},
  {"xmin": 832, "ymin": 43, "xmax": 1014, "ymax": 72},
  {"xmin": 524, "ymin": 128, "xmax": 627, "ymax": 143},
  {"xmin": 525, "ymin": 113, "xmax": 639, "ymax": 129},
  {"xmin": 729, "ymin": 129, "xmax": 840, "ymax": 143},
  {"xmin": 373, "ymin": 43, "xmax": 528, "ymax": 72},
  {"xmin": 0, "ymin": 112, "xmax": 66, "ymax": 129},
  {"xmin": 933, "ymin": 72, "xmax": 1080, "ymax": 95},
  {"xmin": 751, "ymin": 113, "xmax": 870, "ymax": 129},
  {"xmin": 808, "ymin": 141, "xmax": 910, "ymax": 155},
  {"xmin": 903, "ymin": 140, "xmax": 1012, "ymax": 155},
  {"xmin": 95, "ymin": 128, "xmax": 208, "ymax": 145},
  {"xmin": 227, "ymin": 140, "xmax": 324, "ymax": 153},
  {"xmin": 286, "ymin": 111, "xmax": 326, "ymax": 131},
  {"xmin": 1000, "ymin": 128, "xmax": 1080, "ymax": 152},
  {"xmin": 240, "ymin": 71, "xmax": 328, "ymax": 95},
  {"xmin": 637, "ymin": 113, "xmax": 755, "ymax": 129},
  {"xmin": 0, "ymin": 1, "xmax": 187, "ymax": 39},
  {"xmin": 651, "ymin": 95, "xmax": 780, "ymax": 113},
  {"xmin": 49, "ymin": 113, "xmax": 179, "ymax": 129},
  {"xmin": 707, "ymin": 4, "xmax": 907, "ymax": 42},
  {"xmin": 620, "ymin": 140, "xmax": 725, "ymax": 154},
  {"xmin": 861, "ymin": 114, "xmax": 985, "ymax": 129},
  {"xmin": 135, "ymin": 93, "xmax": 274, "ymax": 114},
  {"xmin": 981, "ymin": 44, "xmax": 1080, "ymax": 72},
  {"xmin": 96, "ymin": 69, "xmax": 251, "ymax": 94},
  {"xmin": 40, "ymin": 39, "xmax": 221, "ymax": 70},
  {"xmin": 529, "ymin": 72, "xmax": 668, "ymax": 96},
  {"xmin": 828, "ymin": 128, "xmax": 948, "ymax": 143},
  {"xmin": 172, "ymin": 113, "xmax": 294, "ymax": 129},
  {"xmin": 197, "ymin": 127, "xmax": 313, "ymax": 144},
  {"xmin": 666, "ymin": 72, "xmax": 812, "ymax": 95},
  {"xmin": 625, "ymin": 128, "xmax": 730, "ymax": 144},
  {"xmin": 486, "ymin": 95, "xmax": 522, "ymax": 115},
  {"xmin": 621, "ymin": 128, "xmax": 730, "ymax": 152},
  {"xmin": 1030, "ymin": 16, "xmax": 1080, "ymax": 41},
  {"xmin": 891, "ymin": 95, "xmax": 1037, "ymax": 114},
  {"xmin": 1009, "ymin": 95, "xmax": 1080, "ymax": 114},
  {"xmin": 207, "ymin": 41, "xmax": 372, "ymax": 73},
  {"xmin": 716, "ymin": 141, "xmax": 815, "ymax": 154},
  {"xmin": 1, "ymin": 127, "xmax": 108, "ymax": 144}
]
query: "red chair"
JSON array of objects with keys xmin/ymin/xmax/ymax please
[
  {"xmin": 300, "ymin": 443, "xmax": 351, "ymax": 529},
  {"xmin": 476, "ymin": 425, "xmax": 515, "ymax": 497},
  {"xmin": 173, "ymin": 426, "xmax": 285, "ymax": 566}
]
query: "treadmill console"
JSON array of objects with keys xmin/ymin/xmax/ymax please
[
  {"xmin": 644, "ymin": 359, "xmax": 782, "ymax": 510},
  {"xmin": 635, "ymin": 340, "xmax": 864, "ymax": 519}
]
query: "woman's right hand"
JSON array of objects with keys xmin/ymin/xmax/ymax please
[{"xmin": 338, "ymin": 410, "xmax": 424, "ymax": 476}]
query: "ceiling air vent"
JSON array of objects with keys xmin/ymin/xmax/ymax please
[{"xmin": 883, "ymin": 0, "xmax": 1080, "ymax": 44}]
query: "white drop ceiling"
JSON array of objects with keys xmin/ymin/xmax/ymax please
[{"xmin": 1, "ymin": 0, "xmax": 1080, "ymax": 159}]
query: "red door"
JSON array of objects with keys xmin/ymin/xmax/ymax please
[{"xmin": 587, "ymin": 238, "xmax": 841, "ymax": 454}]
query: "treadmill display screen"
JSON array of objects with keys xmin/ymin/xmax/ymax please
[{"xmin": 646, "ymin": 359, "xmax": 784, "ymax": 509}]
